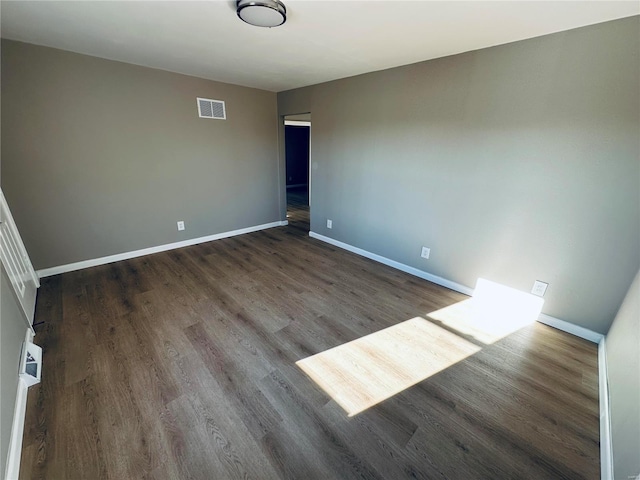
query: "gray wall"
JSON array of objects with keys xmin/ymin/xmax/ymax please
[
  {"xmin": 1, "ymin": 40, "xmax": 280, "ymax": 270},
  {"xmin": 0, "ymin": 267, "xmax": 28, "ymax": 478},
  {"xmin": 278, "ymin": 17, "xmax": 640, "ymax": 334},
  {"xmin": 285, "ymin": 113, "xmax": 311, "ymax": 122},
  {"xmin": 606, "ymin": 269, "xmax": 640, "ymax": 480}
]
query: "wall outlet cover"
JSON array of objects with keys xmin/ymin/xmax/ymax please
[
  {"xmin": 177, "ymin": 221, "xmax": 185, "ymax": 231},
  {"xmin": 327, "ymin": 219, "xmax": 332, "ymax": 229},
  {"xmin": 421, "ymin": 246, "xmax": 430, "ymax": 259},
  {"xmin": 531, "ymin": 280, "xmax": 548, "ymax": 297}
]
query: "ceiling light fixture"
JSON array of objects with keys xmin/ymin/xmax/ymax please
[{"xmin": 237, "ymin": 0, "xmax": 287, "ymax": 28}]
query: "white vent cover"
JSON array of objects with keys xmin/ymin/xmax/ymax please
[{"xmin": 197, "ymin": 97, "xmax": 226, "ymax": 120}]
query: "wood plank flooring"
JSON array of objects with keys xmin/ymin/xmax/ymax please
[
  {"xmin": 286, "ymin": 185, "xmax": 310, "ymax": 234},
  {"xmin": 20, "ymin": 204, "xmax": 599, "ymax": 479}
]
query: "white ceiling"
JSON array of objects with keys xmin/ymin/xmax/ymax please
[{"xmin": 1, "ymin": 1, "xmax": 638, "ymax": 92}]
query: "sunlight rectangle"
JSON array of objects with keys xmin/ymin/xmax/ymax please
[
  {"xmin": 296, "ymin": 317, "xmax": 480, "ymax": 417},
  {"xmin": 426, "ymin": 278, "xmax": 544, "ymax": 344}
]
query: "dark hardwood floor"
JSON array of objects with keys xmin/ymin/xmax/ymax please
[
  {"xmin": 286, "ymin": 185, "xmax": 310, "ymax": 233},
  {"xmin": 20, "ymin": 201, "xmax": 599, "ymax": 479}
]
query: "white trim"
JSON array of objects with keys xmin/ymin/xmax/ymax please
[
  {"xmin": 308, "ymin": 231, "xmax": 474, "ymax": 296},
  {"xmin": 537, "ymin": 313, "xmax": 604, "ymax": 343},
  {"xmin": 37, "ymin": 221, "xmax": 288, "ymax": 278},
  {"xmin": 4, "ymin": 381, "xmax": 27, "ymax": 480},
  {"xmin": 4, "ymin": 329, "xmax": 34, "ymax": 480},
  {"xmin": 308, "ymin": 231, "xmax": 603, "ymax": 344},
  {"xmin": 284, "ymin": 120, "xmax": 311, "ymax": 127},
  {"xmin": 598, "ymin": 338, "xmax": 614, "ymax": 480},
  {"xmin": 308, "ymin": 123, "xmax": 312, "ymax": 208}
]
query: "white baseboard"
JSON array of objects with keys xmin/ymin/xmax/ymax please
[
  {"xmin": 309, "ymin": 232, "xmax": 474, "ymax": 295},
  {"xmin": 598, "ymin": 338, "xmax": 614, "ymax": 480},
  {"xmin": 37, "ymin": 221, "xmax": 288, "ymax": 278},
  {"xmin": 308, "ymin": 231, "xmax": 603, "ymax": 344},
  {"xmin": 4, "ymin": 380, "xmax": 28, "ymax": 480},
  {"xmin": 4, "ymin": 329, "xmax": 34, "ymax": 480},
  {"xmin": 537, "ymin": 313, "xmax": 604, "ymax": 343}
]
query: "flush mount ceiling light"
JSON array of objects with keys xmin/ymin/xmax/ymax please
[{"xmin": 237, "ymin": 0, "xmax": 287, "ymax": 28}]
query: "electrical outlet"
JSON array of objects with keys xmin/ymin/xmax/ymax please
[
  {"xmin": 327, "ymin": 219, "xmax": 332, "ymax": 229},
  {"xmin": 177, "ymin": 221, "xmax": 185, "ymax": 231},
  {"xmin": 421, "ymin": 246, "xmax": 430, "ymax": 259},
  {"xmin": 531, "ymin": 280, "xmax": 548, "ymax": 297}
]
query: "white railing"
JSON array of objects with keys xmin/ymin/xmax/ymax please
[{"xmin": 0, "ymin": 189, "xmax": 39, "ymax": 326}]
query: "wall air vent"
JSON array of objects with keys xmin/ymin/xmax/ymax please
[{"xmin": 197, "ymin": 97, "xmax": 226, "ymax": 120}]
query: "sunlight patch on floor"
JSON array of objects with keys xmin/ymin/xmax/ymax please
[
  {"xmin": 297, "ymin": 279, "xmax": 545, "ymax": 416},
  {"xmin": 296, "ymin": 317, "xmax": 481, "ymax": 416},
  {"xmin": 427, "ymin": 278, "xmax": 544, "ymax": 344}
]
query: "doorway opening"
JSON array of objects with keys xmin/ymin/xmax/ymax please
[{"xmin": 284, "ymin": 114, "xmax": 311, "ymax": 233}]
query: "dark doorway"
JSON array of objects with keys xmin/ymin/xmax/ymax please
[
  {"xmin": 285, "ymin": 125, "xmax": 309, "ymax": 190},
  {"xmin": 284, "ymin": 118, "xmax": 310, "ymax": 232}
]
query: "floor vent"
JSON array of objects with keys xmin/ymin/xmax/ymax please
[{"xmin": 197, "ymin": 97, "xmax": 226, "ymax": 120}]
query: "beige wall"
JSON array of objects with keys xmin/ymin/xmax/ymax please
[
  {"xmin": 285, "ymin": 113, "xmax": 311, "ymax": 122},
  {"xmin": 1, "ymin": 40, "xmax": 281, "ymax": 270},
  {"xmin": 278, "ymin": 16, "xmax": 640, "ymax": 334},
  {"xmin": 606, "ymin": 269, "xmax": 640, "ymax": 480},
  {"xmin": 0, "ymin": 267, "xmax": 29, "ymax": 477}
]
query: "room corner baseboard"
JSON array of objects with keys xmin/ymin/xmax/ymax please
[
  {"xmin": 308, "ymin": 231, "xmax": 603, "ymax": 344},
  {"xmin": 4, "ymin": 329, "xmax": 34, "ymax": 480},
  {"xmin": 308, "ymin": 231, "xmax": 474, "ymax": 296},
  {"xmin": 37, "ymin": 221, "xmax": 288, "ymax": 278},
  {"xmin": 598, "ymin": 338, "xmax": 614, "ymax": 480},
  {"xmin": 537, "ymin": 314, "xmax": 604, "ymax": 343}
]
